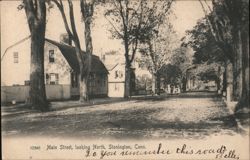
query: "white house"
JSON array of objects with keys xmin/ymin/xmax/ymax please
[
  {"xmin": 101, "ymin": 51, "xmax": 137, "ymax": 97},
  {"xmin": 106, "ymin": 63, "xmax": 126, "ymax": 97},
  {"xmin": 1, "ymin": 36, "xmax": 108, "ymax": 103},
  {"xmin": 101, "ymin": 52, "xmax": 126, "ymax": 97}
]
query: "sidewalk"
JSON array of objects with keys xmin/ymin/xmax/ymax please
[{"xmin": 223, "ymin": 100, "xmax": 250, "ymax": 133}]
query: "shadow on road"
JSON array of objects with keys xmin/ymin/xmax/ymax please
[{"xmin": 2, "ymin": 93, "xmax": 239, "ymax": 139}]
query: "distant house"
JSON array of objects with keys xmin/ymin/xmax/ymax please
[
  {"xmin": 1, "ymin": 36, "xmax": 108, "ymax": 103},
  {"xmin": 105, "ymin": 63, "xmax": 125, "ymax": 97},
  {"xmin": 185, "ymin": 65, "xmax": 217, "ymax": 91},
  {"xmin": 186, "ymin": 66, "xmax": 199, "ymax": 91},
  {"xmin": 101, "ymin": 52, "xmax": 135, "ymax": 97}
]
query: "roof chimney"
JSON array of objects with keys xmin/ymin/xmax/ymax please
[{"xmin": 60, "ymin": 33, "xmax": 72, "ymax": 46}]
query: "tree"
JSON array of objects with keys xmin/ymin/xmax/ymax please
[
  {"xmin": 159, "ymin": 64, "xmax": 182, "ymax": 87},
  {"xmin": 170, "ymin": 46, "xmax": 193, "ymax": 92},
  {"xmin": 80, "ymin": 0, "xmax": 96, "ymax": 101},
  {"xmin": 52, "ymin": 0, "xmax": 89, "ymax": 102},
  {"xmin": 199, "ymin": 0, "xmax": 249, "ymax": 110},
  {"xmin": 104, "ymin": 0, "xmax": 172, "ymax": 97},
  {"xmin": 22, "ymin": 0, "xmax": 49, "ymax": 111},
  {"xmin": 185, "ymin": 18, "xmax": 225, "ymax": 64},
  {"xmin": 138, "ymin": 21, "xmax": 177, "ymax": 95}
]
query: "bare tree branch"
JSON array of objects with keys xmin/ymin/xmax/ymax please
[
  {"xmin": 129, "ymin": 0, "xmax": 144, "ymax": 64},
  {"xmin": 204, "ymin": 0, "xmax": 213, "ymax": 13},
  {"xmin": 67, "ymin": 0, "xmax": 81, "ymax": 48},
  {"xmin": 23, "ymin": 0, "xmax": 36, "ymax": 31},
  {"xmin": 51, "ymin": 0, "xmax": 74, "ymax": 39},
  {"xmin": 199, "ymin": 0, "xmax": 219, "ymax": 42},
  {"xmin": 37, "ymin": 0, "xmax": 46, "ymax": 23},
  {"xmin": 127, "ymin": 0, "xmax": 142, "ymax": 25},
  {"xmin": 104, "ymin": 15, "xmax": 124, "ymax": 38},
  {"xmin": 118, "ymin": 0, "xmax": 127, "ymax": 34}
]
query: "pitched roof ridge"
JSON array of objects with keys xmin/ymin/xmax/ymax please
[
  {"xmin": 45, "ymin": 38, "xmax": 100, "ymax": 58},
  {"xmin": 106, "ymin": 63, "xmax": 119, "ymax": 71},
  {"xmin": 1, "ymin": 35, "xmax": 31, "ymax": 61},
  {"xmin": 45, "ymin": 38, "xmax": 75, "ymax": 49}
]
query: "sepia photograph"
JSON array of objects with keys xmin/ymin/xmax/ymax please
[{"xmin": 1, "ymin": 0, "xmax": 249, "ymax": 159}]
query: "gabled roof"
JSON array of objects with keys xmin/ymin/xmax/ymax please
[
  {"xmin": 105, "ymin": 63, "xmax": 126, "ymax": 71},
  {"xmin": 45, "ymin": 38, "xmax": 108, "ymax": 74},
  {"xmin": 105, "ymin": 63, "xmax": 119, "ymax": 71},
  {"xmin": 1, "ymin": 36, "xmax": 31, "ymax": 61}
]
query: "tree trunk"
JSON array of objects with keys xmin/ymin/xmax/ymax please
[
  {"xmin": 217, "ymin": 66, "xmax": 224, "ymax": 95},
  {"xmin": 81, "ymin": 0, "xmax": 94, "ymax": 102},
  {"xmin": 232, "ymin": 29, "xmax": 243, "ymax": 101},
  {"xmin": 226, "ymin": 60, "xmax": 234, "ymax": 102},
  {"xmin": 235, "ymin": 29, "xmax": 249, "ymax": 111},
  {"xmin": 182, "ymin": 77, "xmax": 187, "ymax": 92},
  {"xmin": 24, "ymin": 0, "xmax": 49, "ymax": 111},
  {"xmin": 84, "ymin": 16, "xmax": 92, "ymax": 89},
  {"xmin": 124, "ymin": 33, "xmax": 131, "ymax": 98},
  {"xmin": 156, "ymin": 73, "xmax": 161, "ymax": 95},
  {"xmin": 151, "ymin": 73, "xmax": 156, "ymax": 95},
  {"xmin": 78, "ymin": 52, "xmax": 88, "ymax": 102},
  {"xmin": 124, "ymin": 65, "xmax": 131, "ymax": 98},
  {"xmin": 222, "ymin": 63, "xmax": 227, "ymax": 93},
  {"xmin": 29, "ymin": 30, "xmax": 48, "ymax": 111},
  {"xmin": 78, "ymin": 74, "xmax": 88, "ymax": 102}
]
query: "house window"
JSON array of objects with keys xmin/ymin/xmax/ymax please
[
  {"xmin": 115, "ymin": 70, "xmax": 123, "ymax": 79},
  {"xmin": 49, "ymin": 50, "xmax": 55, "ymax": 63},
  {"xmin": 46, "ymin": 73, "xmax": 59, "ymax": 85},
  {"xmin": 13, "ymin": 52, "xmax": 18, "ymax": 63},
  {"xmin": 50, "ymin": 73, "xmax": 59, "ymax": 85}
]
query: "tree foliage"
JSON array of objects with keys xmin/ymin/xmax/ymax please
[
  {"xmin": 185, "ymin": 18, "xmax": 225, "ymax": 64},
  {"xmin": 159, "ymin": 64, "xmax": 182, "ymax": 85},
  {"xmin": 138, "ymin": 21, "xmax": 177, "ymax": 75},
  {"xmin": 198, "ymin": 0, "xmax": 249, "ymax": 63},
  {"xmin": 170, "ymin": 46, "xmax": 192, "ymax": 75}
]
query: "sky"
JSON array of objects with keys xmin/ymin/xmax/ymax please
[{"xmin": 1, "ymin": 0, "xmax": 206, "ymax": 58}]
